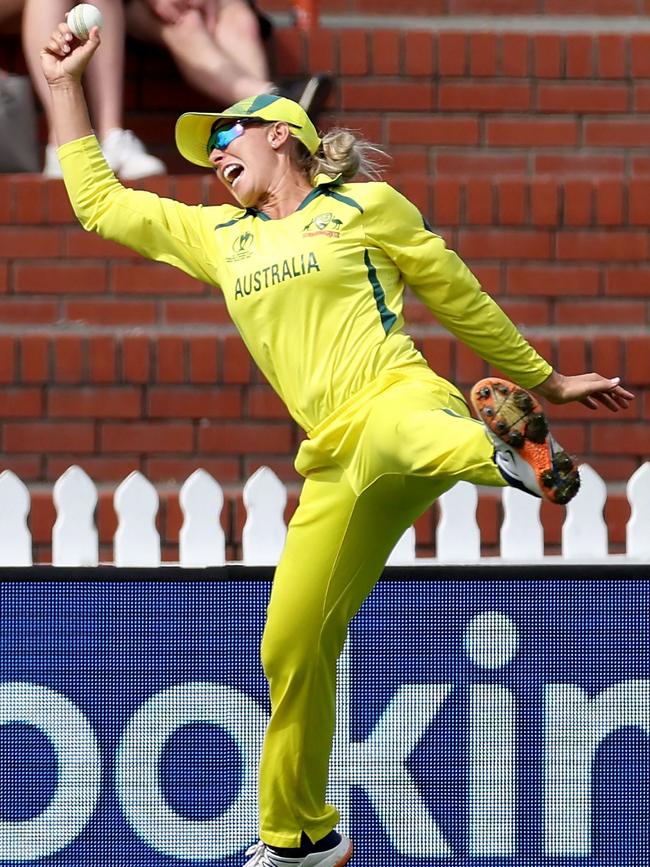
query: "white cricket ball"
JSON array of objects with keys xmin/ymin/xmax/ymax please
[{"xmin": 66, "ymin": 4, "xmax": 103, "ymax": 41}]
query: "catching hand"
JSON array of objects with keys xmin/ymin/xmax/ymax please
[
  {"xmin": 40, "ymin": 20, "xmax": 101, "ymax": 86},
  {"xmin": 533, "ymin": 370, "xmax": 634, "ymax": 412}
]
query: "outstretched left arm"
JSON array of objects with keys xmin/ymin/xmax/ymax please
[
  {"xmin": 533, "ymin": 370, "xmax": 634, "ymax": 412},
  {"xmin": 367, "ymin": 184, "xmax": 635, "ymax": 413}
]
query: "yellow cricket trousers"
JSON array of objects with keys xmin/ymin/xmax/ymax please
[{"xmin": 258, "ymin": 372, "xmax": 506, "ymax": 847}]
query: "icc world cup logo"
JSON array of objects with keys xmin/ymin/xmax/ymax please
[{"xmin": 232, "ymin": 231, "xmax": 254, "ymax": 256}]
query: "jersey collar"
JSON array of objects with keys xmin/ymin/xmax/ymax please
[
  {"xmin": 313, "ymin": 172, "xmax": 343, "ymax": 187},
  {"xmin": 294, "ymin": 172, "xmax": 344, "ymax": 211},
  {"xmin": 247, "ymin": 173, "xmax": 345, "ymax": 220}
]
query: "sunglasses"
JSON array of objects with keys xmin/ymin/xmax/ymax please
[
  {"xmin": 207, "ymin": 119, "xmax": 260, "ymax": 156},
  {"xmin": 206, "ymin": 118, "xmax": 301, "ymax": 156}
]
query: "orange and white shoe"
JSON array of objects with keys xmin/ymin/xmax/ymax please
[
  {"xmin": 471, "ymin": 377, "xmax": 580, "ymax": 506},
  {"xmin": 243, "ymin": 835, "xmax": 353, "ymax": 867}
]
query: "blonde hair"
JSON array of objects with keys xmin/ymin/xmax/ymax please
[{"xmin": 292, "ymin": 128, "xmax": 388, "ymax": 183}]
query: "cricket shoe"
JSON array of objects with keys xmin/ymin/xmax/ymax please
[
  {"xmin": 243, "ymin": 835, "xmax": 353, "ymax": 867},
  {"xmin": 471, "ymin": 377, "xmax": 580, "ymax": 506},
  {"xmin": 101, "ymin": 128, "xmax": 166, "ymax": 180},
  {"xmin": 43, "ymin": 143, "xmax": 64, "ymax": 179},
  {"xmin": 278, "ymin": 74, "xmax": 333, "ymax": 121}
]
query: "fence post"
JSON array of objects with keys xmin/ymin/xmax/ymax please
[
  {"xmin": 626, "ymin": 462, "xmax": 650, "ymax": 559},
  {"xmin": 242, "ymin": 467, "xmax": 287, "ymax": 565},
  {"xmin": 386, "ymin": 526, "xmax": 417, "ymax": 565},
  {"xmin": 436, "ymin": 481, "xmax": 480, "ymax": 562},
  {"xmin": 179, "ymin": 469, "xmax": 226, "ymax": 567},
  {"xmin": 0, "ymin": 470, "xmax": 32, "ymax": 566},
  {"xmin": 500, "ymin": 487, "xmax": 543, "ymax": 559},
  {"xmin": 562, "ymin": 464, "xmax": 608, "ymax": 559},
  {"xmin": 114, "ymin": 472, "xmax": 161, "ymax": 567},
  {"xmin": 52, "ymin": 466, "xmax": 99, "ymax": 567}
]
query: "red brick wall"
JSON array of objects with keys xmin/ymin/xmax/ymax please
[{"xmin": 0, "ymin": 22, "xmax": 648, "ymax": 560}]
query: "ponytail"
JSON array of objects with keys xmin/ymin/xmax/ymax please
[{"xmin": 292, "ymin": 128, "xmax": 387, "ymax": 183}]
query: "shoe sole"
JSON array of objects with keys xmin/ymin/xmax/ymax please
[
  {"xmin": 285, "ymin": 839, "xmax": 352, "ymax": 867},
  {"xmin": 300, "ymin": 840, "xmax": 353, "ymax": 867},
  {"xmin": 471, "ymin": 377, "xmax": 580, "ymax": 505},
  {"xmin": 324, "ymin": 840, "xmax": 353, "ymax": 867},
  {"xmin": 334, "ymin": 840, "xmax": 353, "ymax": 867}
]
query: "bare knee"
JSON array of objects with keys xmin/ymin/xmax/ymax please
[
  {"xmin": 215, "ymin": 0, "xmax": 262, "ymax": 43},
  {"xmin": 163, "ymin": 7, "xmax": 206, "ymax": 38}
]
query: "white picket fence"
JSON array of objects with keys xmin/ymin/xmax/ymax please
[{"xmin": 0, "ymin": 463, "xmax": 648, "ymax": 567}]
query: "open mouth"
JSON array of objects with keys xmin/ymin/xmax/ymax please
[{"xmin": 223, "ymin": 163, "xmax": 244, "ymax": 187}]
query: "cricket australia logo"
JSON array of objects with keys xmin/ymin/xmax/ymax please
[
  {"xmin": 303, "ymin": 212, "xmax": 344, "ymax": 238},
  {"xmin": 226, "ymin": 231, "xmax": 255, "ymax": 262}
]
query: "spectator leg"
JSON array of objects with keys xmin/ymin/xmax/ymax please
[
  {"xmin": 82, "ymin": 0, "xmax": 125, "ymax": 139},
  {"xmin": 125, "ymin": 0, "xmax": 274, "ymax": 105}
]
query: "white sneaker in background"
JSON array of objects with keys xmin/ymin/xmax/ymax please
[
  {"xmin": 43, "ymin": 143, "xmax": 64, "ymax": 179},
  {"xmin": 101, "ymin": 128, "xmax": 166, "ymax": 180}
]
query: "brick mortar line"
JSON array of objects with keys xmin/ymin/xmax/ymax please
[
  {"xmin": 410, "ymin": 324, "xmax": 650, "ymax": 337},
  {"xmin": 0, "ymin": 325, "xmax": 240, "ymax": 336},
  {"xmin": 270, "ymin": 12, "xmax": 650, "ymax": 33},
  {"xmin": 0, "ymin": 324, "xmax": 648, "ymax": 336}
]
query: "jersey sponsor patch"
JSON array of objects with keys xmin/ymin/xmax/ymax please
[{"xmin": 303, "ymin": 212, "xmax": 344, "ymax": 238}]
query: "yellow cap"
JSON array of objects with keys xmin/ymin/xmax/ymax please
[{"xmin": 175, "ymin": 94, "xmax": 321, "ymax": 168}]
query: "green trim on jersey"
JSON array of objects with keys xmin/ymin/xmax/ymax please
[
  {"xmin": 324, "ymin": 189, "xmax": 364, "ymax": 213},
  {"xmin": 297, "ymin": 186, "xmax": 363, "ymax": 214},
  {"xmin": 297, "ymin": 187, "xmax": 326, "ymax": 211},
  {"xmin": 214, "ymin": 212, "xmax": 254, "ymax": 231},
  {"xmin": 364, "ymin": 249, "xmax": 397, "ymax": 334}
]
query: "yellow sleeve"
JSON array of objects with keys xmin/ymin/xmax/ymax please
[
  {"xmin": 58, "ymin": 135, "xmax": 219, "ymax": 285},
  {"xmin": 365, "ymin": 183, "xmax": 552, "ymax": 389}
]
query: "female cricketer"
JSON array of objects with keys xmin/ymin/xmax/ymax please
[{"xmin": 41, "ymin": 18, "xmax": 633, "ymax": 867}]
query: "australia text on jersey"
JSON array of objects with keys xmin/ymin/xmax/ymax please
[{"xmin": 234, "ymin": 252, "xmax": 320, "ymax": 299}]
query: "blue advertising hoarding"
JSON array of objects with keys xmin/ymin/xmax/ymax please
[{"xmin": 0, "ymin": 565, "xmax": 649, "ymax": 866}]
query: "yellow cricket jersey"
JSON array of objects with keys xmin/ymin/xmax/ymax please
[{"xmin": 59, "ymin": 135, "xmax": 552, "ymax": 434}]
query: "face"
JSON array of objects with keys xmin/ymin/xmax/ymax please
[{"xmin": 207, "ymin": 119, "xmax": 285, "ymax": 208}]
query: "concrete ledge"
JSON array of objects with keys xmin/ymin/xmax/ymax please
[{"xmin": 271, "ymin": 12, "xmax": 650, "ymax": 32}]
